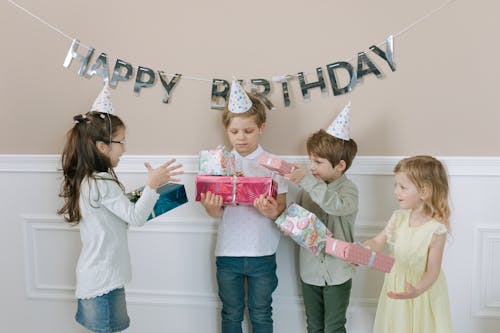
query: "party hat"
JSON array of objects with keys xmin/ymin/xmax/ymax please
[
  {"xmin": 228, "ymin": 80, "xmax": 252, "ymax": 113},
  {"xmin": 91, "ymin": 82, "xmax": 114, "ymax": 114},
  {"xmin": 326, "ymin": 101, "xmax": 351, "ymax": 140}
]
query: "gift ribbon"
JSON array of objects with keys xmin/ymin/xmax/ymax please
[
  {"xmin": 330, "ymin": 240, "xmax": 338, "ymax": 253},
  {"xmin": 353, "ymin": 241, "xmax": 377, "ymax": 267},
  {"xmin": 231, "ymin": 175, "xmax": 237, "ymax": 205},
  {"xmin": 367, "ymin": 251, "xmax": 377, "ymax": 268}
]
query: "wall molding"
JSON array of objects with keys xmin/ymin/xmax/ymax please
[
  {"xmin": 2, "ymin": 154, "xmax": 500, "ymax": 176},
  {"xmin": 8, "ymin": 154, "xmax": 500, "ymax": 332},
  {"xmin": 21, "ymin": 215, "xmax": 220, "ymax": 302},
  {"xmin": 473, "ymin": 225, "xmax": 500, "ymax": 318},
  {"xmin": 21, "ymin": 214, "xmax": 380, "ymax": 313}
]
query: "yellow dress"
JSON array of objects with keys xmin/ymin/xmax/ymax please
[{"xmin": 373, "ymin": 209, "xmax": 453, "ymax": 333}]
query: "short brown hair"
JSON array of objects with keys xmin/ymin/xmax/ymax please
[
  {"xmin": 306, "ymin": 129, "xmax": 358, "ymax": 171},
  {"xmin": 222, "ymin": 93, "xmax": 266, "ymax": 128}
]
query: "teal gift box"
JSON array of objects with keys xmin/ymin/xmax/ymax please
[{"xmin": 127, "ymin": 183, "xmax": 188, "ymax": 220}]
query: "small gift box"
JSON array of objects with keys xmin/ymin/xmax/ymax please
[
  {"xmin": 258, "ymin": 154, "xmax": 295, "ymax": 175},
  {"xmin": 195, "ymin": 175, "xmax": 277, "ymax": 206},
  {"xmin": 274, "ymin": 203, "xmax": 331, "ymax": 255},
  {"xmin": 127, "ymin": 183, "xmax": 188, "ymax": 221},
  {"xmin": 198, "ymin": 146, "xmax": 236, "ymax": 176},
  {"xmin": 325, "ymin": 237, "xmax": 395, "ymax": 273}
]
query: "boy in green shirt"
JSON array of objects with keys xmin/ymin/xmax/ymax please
[
  {"xmin": 288, "ymin": 129, "xmax": 358, "ymax": 333},
  {"xmin": 255, "ymin": 103, "xmax": 358, "ymax": 333}
]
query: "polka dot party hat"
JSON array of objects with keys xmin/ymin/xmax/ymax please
[
  {"xmin": 91, "ymin": 82, "xmax": 114, "ymax": 114},
  {"xmin": 228, "ymin": 80, "xmax": 252, "ymax": 114},
  {"xmin": 326, "ymin": 101, "xmax": 351, "ymax": 140}
]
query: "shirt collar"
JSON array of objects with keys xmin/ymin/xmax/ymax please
[
  {"xmin": 231, "ymin": 145, "xmax": 264, "ymax": 160},
  {"xmin": 328, "ymin": 174, "xmax": 346, "ymax": 187}
]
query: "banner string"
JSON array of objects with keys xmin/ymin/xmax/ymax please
[
  {"xmin": 7, "ymin": 0, "xmax": 458, "ymax": 82},
  {"xmin": 7, "ymin": 0, "xmax": 91, "ymax": 49}
]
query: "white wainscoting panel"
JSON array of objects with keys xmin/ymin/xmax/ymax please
[
  {"xmin": 473, "ymin": 226, "xmax": 500, "ymax": 319},
  {"xmin": 1, "ymin": 155, "xmax": 500, "ymax": 333}
]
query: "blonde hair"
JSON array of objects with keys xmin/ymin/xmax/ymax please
[
  {"xmin": 221, "ymin": 93, "xmax": 266, "ymax": 128},
  {"xmin": 394, "ymin": 155, "xmax": 451, "ymax": 228}
]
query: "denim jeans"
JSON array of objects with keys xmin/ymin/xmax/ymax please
[
  {"xmin": 301, "ymin": 279, "xmax": 352, "ymax": 333},
  {"xmin": 216, "ymin": 254, "xmax": 278, "ymax": 333},
  {"xmin": 75, "ymin": 287, "xmax": 130, "ymax": 333}
]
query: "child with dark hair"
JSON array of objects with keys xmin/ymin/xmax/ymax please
[{"xmin": 58, "ymin": 102, "xmax": 182, "ymax": 333}]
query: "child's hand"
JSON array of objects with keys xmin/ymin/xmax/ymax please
[
  {"xmin": 254, "ymin": 194, "xmax": 280, "ymax": 220},
  {"xmin": 145, "ymin": 159, "xmax": 183, "ymax": 189},
  {"xmin": 387, "ymin": 282, "xmax": 420, "ymax": 299},
  {"xmin": 285, "ymin": 164, "xmax": 307, "ymax": 184},
  {"xmin": 200, "ymin": 191, "xmax": 223, "ymax": 209},
  {"xmin": 200, "ymin": 191, "xmax": 224, "ymax": 218}
]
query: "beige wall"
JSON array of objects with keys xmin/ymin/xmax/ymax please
[{"xmin": 1, "ymin": 0, "xmax": 498, "ymax": 156}]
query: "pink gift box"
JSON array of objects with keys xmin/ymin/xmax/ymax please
[
  {"xmin": 325, "ymin": 237, "xmax": 395, "ymax": 273},
  {"xmin": 258, "ymin": 155, "xmax": 295, "ymax": 175},
  {"xmin": 195, "ymin": 175, "xmax": 277, "ymax": 206}
]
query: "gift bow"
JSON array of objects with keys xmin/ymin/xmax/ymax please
[{"xmin": 128, "ymin": 189, "xmax": 142, "ymax": 201}]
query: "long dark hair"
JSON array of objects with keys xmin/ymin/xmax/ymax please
[{"xmin": 58, "ymin": 111, "xmax": 125, "ymax": 223}]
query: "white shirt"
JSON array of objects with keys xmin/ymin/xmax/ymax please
[
  {"xmin": 215, "ymin": 145, "xmax": 288, "ymax": 257},
  {"xmin": 76, "ymin": 172, "xmax": 159, "ymax": 299}
]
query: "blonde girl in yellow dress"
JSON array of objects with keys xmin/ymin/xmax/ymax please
[{"xmin": 364, "ymin": 155, "xmax": 453, "ymax": 333}]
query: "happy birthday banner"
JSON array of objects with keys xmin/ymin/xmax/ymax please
[
  {"xmin": 63, "ymin": 36, "xmax": 395, "ymax": 110},
  {"xmin": 8, "ymin": 0, "xmax": 458, "ymax": 110}
]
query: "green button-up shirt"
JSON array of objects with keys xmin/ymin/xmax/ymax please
[{"xmin": 297, "ymin": 173, "xmax": 359, "ymax": 286}]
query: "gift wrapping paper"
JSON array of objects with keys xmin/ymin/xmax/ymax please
[
  {"xmin": 258, "ymin": 154, "xmax": 295, "ymax": 175},
  {"xmin": 198, "ymin": 146, "xmax": 236, "ymax": 176},
  {"xmin": 274, "ymin": 203, "xmax": 331, "ymax": 255},
  {"xmin": 127, "ymin": 183, "xmax": 188, "ymax": 221},
  {"xmin": 195, "ymin": 175, "xmax": 277, "ymax": 205},
  {"xmin": 325, "ymin": 237, "xmax": 395, "ymax": 273}
]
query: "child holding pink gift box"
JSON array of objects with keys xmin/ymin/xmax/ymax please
[
  {"xmin": 257, "ymin": 102, "xmax": 359, "ymax": 333},
  {"xmin": 363, "ymin": 156, "xmax": 452, "ymax": 333},
  {"xmin": 199, "ymin": 81, "xmax": 287, "ymax": 333}
]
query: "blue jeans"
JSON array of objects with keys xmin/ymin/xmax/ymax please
[{"xmin": 216, "ymin": 255, "xmax": 278, "ymax": 333}]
